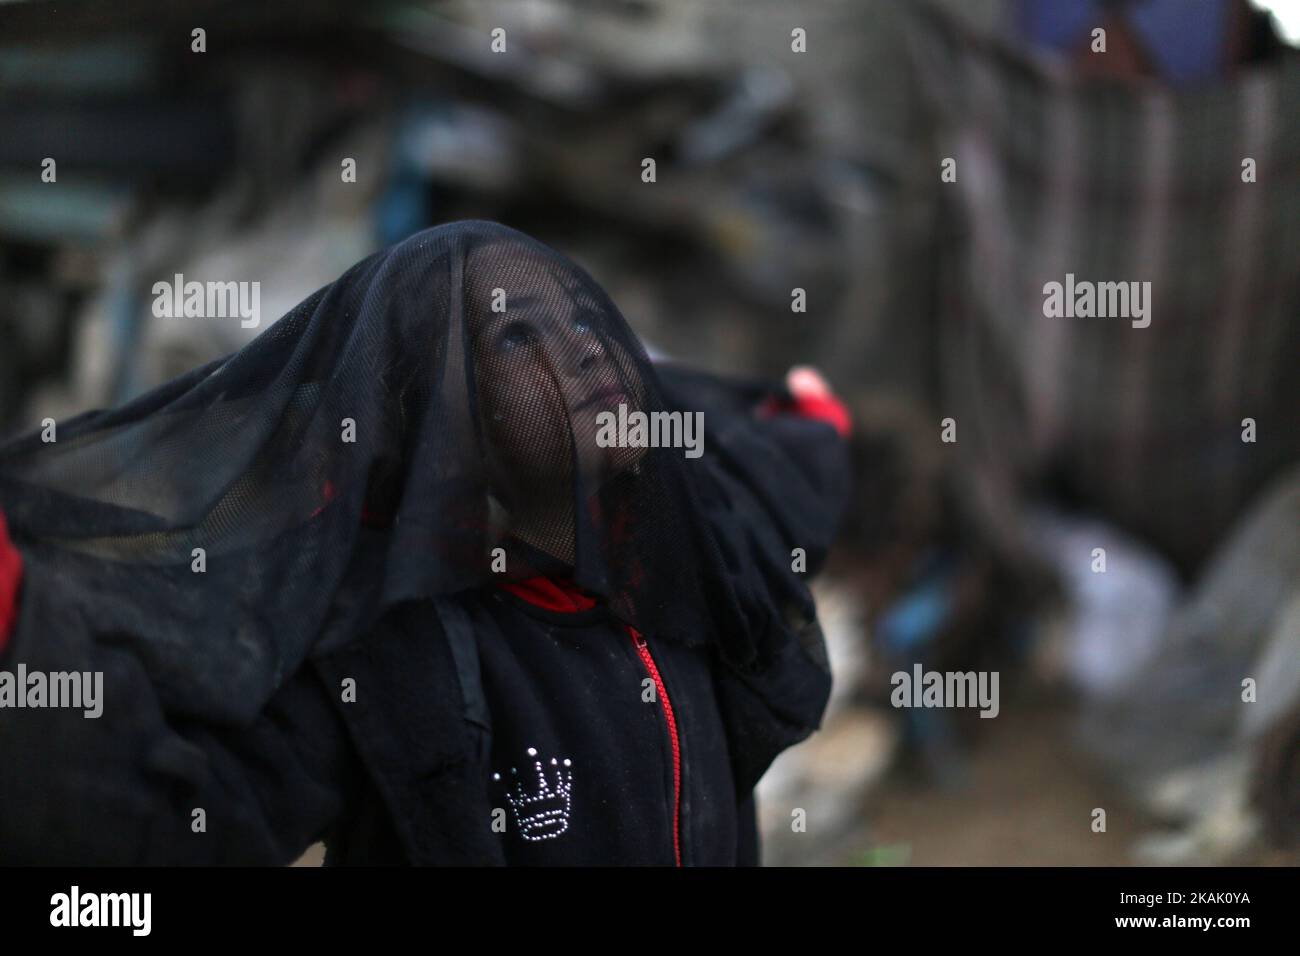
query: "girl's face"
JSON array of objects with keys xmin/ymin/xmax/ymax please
[{"xmin": 470, "ymin": 260, "xmax": 647, "ymax": 502}]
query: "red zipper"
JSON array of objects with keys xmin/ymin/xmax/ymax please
[{"xmin": 627, "ymin": 625, "xmax": 682, "ymax": 867}]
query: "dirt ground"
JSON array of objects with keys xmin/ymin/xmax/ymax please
[
  {"xmin": 837, "ymin": 699, "xmax": 1151, "ymax": 865},
  {"xmin": 828, "ymin": 698, "xmax": 1297, "ymax": 867}
]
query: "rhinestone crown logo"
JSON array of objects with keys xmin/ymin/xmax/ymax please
[{"xmin": 494, "ymin": 747, "xmax": 573, "ymax": 841}]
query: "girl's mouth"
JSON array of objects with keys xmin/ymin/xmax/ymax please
[{"xmin": 576, "ymin": 385, "xmax": 628, "ymax": 411}]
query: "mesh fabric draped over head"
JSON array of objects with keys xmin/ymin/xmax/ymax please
[{"xmin": 0, "ymin": 221, "xmax": 820, "ymax": 723}]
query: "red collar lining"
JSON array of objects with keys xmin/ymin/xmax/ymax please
[{"xmin": 497, "ymin": 576, "xmax": 599, "ymax": 613}]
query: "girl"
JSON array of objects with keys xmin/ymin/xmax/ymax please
[{"xmin": 0, "ymin": 221, "xmax": 849, "ymax": 865}]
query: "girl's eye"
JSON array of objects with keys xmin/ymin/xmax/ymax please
[
  {"xmin": 499, "ymin": 321, "xmax": 535, "ymax": 352},
  {"xmin": 573, "ymin": 317, "xmax": 591, "ymax": 335}
]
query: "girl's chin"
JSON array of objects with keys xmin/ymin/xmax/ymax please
[
  {"xmin": 564, "ymin": 449, "xmax": 625, "ymax": 489},
  {"xmin": 600, "ymin": 446, "xmax": 648, "ymax": 483}
]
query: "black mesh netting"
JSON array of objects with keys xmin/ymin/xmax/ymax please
[{"xmin": 0, "ymin": 221, "xmax": 842, "ymax": 726}]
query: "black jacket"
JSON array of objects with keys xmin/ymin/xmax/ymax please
[{"xmin": 307, "ymin": 582, "xmax": 762, "ymax": 866}]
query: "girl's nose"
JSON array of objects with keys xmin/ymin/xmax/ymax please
[{"xmin": 559, "ymin": 328, "xmax": 602, "ymax": 378}]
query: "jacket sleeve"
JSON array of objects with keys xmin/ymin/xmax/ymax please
[
  {"xmin": 655, "ymin": 365, "xmax": 847, "ymax": 794},
  {"xmin": 656, "ymin": 362, "xmax": 853, "ymax": 577},
  {"xmin": 0, "ymin": 545, "xmax": 363, "ymax": 865}
]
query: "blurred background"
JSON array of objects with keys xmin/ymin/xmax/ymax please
[{"xmin": 1, "ymin": 0, "xmax": 1297, "ymax": 865}]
